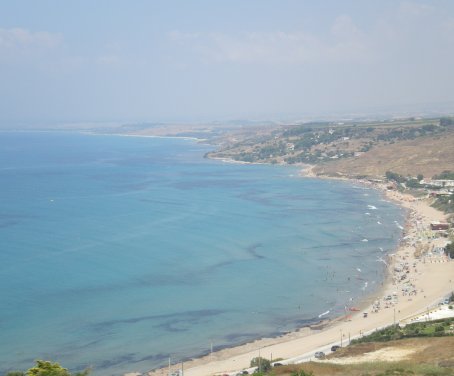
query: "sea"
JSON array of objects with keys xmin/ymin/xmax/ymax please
[{"xmin": 0, "ymin": 131, "xmax": 405, "ymax": 375}]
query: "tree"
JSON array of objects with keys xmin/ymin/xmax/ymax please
[
  {"xmin": 6, "ymin": 361, "xmax": 90, "ymax": 376},
  {"xmin": 386, "ymin": 171, "xmax": 405, "ymax": 183},
  {"xmin": 440, "ymin": 117, "xmax": 454, "ymax": 127},
  {"xmin": 27, "ymin": 361, "xmax": 71, "ymax": 376},
  {"xmin": 417, "ymin": 174, "xmax": 423, "ymax": 182},
  {"xmin": 445, "ymin": 243, "xmax": 454, "ymax": 259},
  {"xmin": 250, "ymin": 357, "xmax": 271, "ymax": 373}
]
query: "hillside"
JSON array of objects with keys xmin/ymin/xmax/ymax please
[
  {"xmin": 207, "ymin": 117, "xmax": 454, "ymax": 179},
  {"xmin": 313, "ymin": 130, "xmax": 454, "ymax": 178},
  {"xmin": 271, "ymin": 337, "xmax": 454, "ymax": 376},
  {"xmin": 269, "ymin": 317, "xmax": 454, "ymax": 375}
]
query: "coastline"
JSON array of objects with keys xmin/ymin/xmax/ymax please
[
  {"xmin": 144, "ymin": 166, "xmax": 453, "ymax": 376},
  {"xmin": 85, "ymin": 131, "xmax": 206, "ymax": 142}
]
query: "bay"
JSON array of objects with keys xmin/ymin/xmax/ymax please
[{"xmin": 0, "ymin": 132, "xmax": 404, "ymax": 375}]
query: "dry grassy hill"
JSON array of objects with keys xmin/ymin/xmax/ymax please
[
  {"xmin": 208, "ymin": 117, "xmax": 454, "ymax": 178},
  {"xmin": 272, "ymin": 336, "xmax": 454, "ymax": 376},
  {"xmin": 313, "ymin": 130, "xmax": 454, "ymax": 179}
]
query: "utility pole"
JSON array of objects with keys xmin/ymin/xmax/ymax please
[
  {"xmin": 168, "ymin": 358, "xmax": 170, "ymax": 376},
  {"xmin": 340, "ymin": 328, "xmax": 343, "ymax": 347},
  {"xmin": 258, "ymin": 348, "xmax": 261, "ymax": 372}
]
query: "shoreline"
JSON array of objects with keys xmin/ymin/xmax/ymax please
[
  {"xmin": 85, "ymin": 131, "xmax": 207, "ymax": 142},
  {"xmin": 144, "ymin": 166, "xmax": 453, "ymax": 376}
]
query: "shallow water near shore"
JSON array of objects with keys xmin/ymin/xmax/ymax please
[{"xmin": 0, "ymin": 132, "xmax": 404, "ymax": 375}]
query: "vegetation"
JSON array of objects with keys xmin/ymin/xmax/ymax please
[
  {"xmin": 207, "ymin": 116, "xmax": 454, "ymax": 180},
  {"xmin": 432, "ymin": 193, "xmax": 454, "ymax": 214},
  {"xmin": 208, "ymin": 117, "xmax": 453, "ymax": 167},
  {"xmin": 267, "ymin": 360, "xmax": 454, "ymax": 376},
  {"xmin": 440, "ymin": 117, "xmax": 454, "ymax": 127},
  {"xmin": 445, "ymin": 243, "xmax": 454, "ymax": 259},
  {"xmin": 291, "ymin": 370, "xmax": 314, "ymax": 376},
  {"xmin": 385, "ymin": 170, "xmax": 425, "ymax": 189},
  {"xmin": 250, "ymin": 357, "xmax": 272, "ymax": 373},
  {"xmin": 5, "ymin": 361, "xmax": 89, "ymax": 376},
  {"xmin": 433, "ymin": 170, "xmax": 454, "ymax": 180},
  {"xmin": 350, "ymin": 319, "xmax": 454, "ymax": 345},
  {"xmin": 261, "ymin": 336, "xmax": 454, "ymax": 376},
  {"xmin": 385, "ymin": 171, "xmax": 407, "ymax": 184}
]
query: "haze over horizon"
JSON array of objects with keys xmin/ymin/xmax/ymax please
[{"xmin": 1, "ymin": 0, "xmax": 454, "ymax": 126}]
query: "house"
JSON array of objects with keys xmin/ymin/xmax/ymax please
[
  {"xmin": 430, "ymin": 190, "xmax": 452, "ymax": 197},
  {"xmin": 422, "ymin": 179, "xmax": 454, "ymax": 188},
  {"xmin": 430, "ymin": 222, "xmax": 450, "ymax": 231}
]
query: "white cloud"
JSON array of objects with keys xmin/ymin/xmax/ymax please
[
  {"xmin": 0, "ymin": 27, "xmax": 63, "ymax": 65},
  {"xmin": 168, "ymin": 19, "xmax": 372, "ymax": 65},
  {"xmin": 0, "ymin": 27, "xmax": 62, "ymax": 49},
  {"xmin": 167, "ymin": 3, "xmax": 454, "ymax": 70},
  {"xmin": 398, "ymin": 1, "xmax": 434, "ymax": 17}
]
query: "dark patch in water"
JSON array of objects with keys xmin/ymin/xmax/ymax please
[
  {"xmin": 0, "ymin": 219, "xmax": 21, "ymax": 228},
  {"xmin": 172, "ymin": 179, "xmax": 248, "ymax": 190},
  {"xmin": 137, "ymin": 353, "xmax": 170, "ymax": 363},
  {"xmin": 236, "ymin": 191, "xmax": 278, "ymax": 207},
  {"xmin": 138, "ymin": 198, "xmax": 183, "ymax": 207},
  {"xmin": 91, "ymin": 309, "xmax": 226, "ymax": 334},
  {"xmin": 246, "ymin": 243, "xmax": 265, "ymax": 259},
  {"xmin": 223, "ymin": 332, "xmax": 265, "ymax": 343},
  {"xmin": 300, "ymin": 241, "xmax": 356, "ymax": 250},
  {"xmin": 0, "ymin": 213, "xmax": 37, "ymax": 229},
  {"xmin": 294, "ymin": 317, "xmax": 322, "ymax": 327},
  {"xmin": 96, "ymin": 353, "xmax": 136, "ymax": 369}
]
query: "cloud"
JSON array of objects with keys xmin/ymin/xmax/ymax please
[
  {"xmin": 398, "ymin": 1, "xmax": 434, "ymax": 17},
  {"xmin": 167, "ymin": 2, "xmax": 454, "ymax": 70},
  {"xmin": 0, "ymin": 27, "xmax": 63, "ymax": 65},
  {"xmin": 0, "ymin": 27, "xmax": 62, "ymax": 49},
  {"xmin": 168, "ymin": 18, "xmax": 371, "ymax": 66}
]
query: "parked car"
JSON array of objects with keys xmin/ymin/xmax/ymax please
[
  {"xmin": 314, "ymin": 351, "xmax": 325, "ymax": 359},
  {"xmin": 273, "ymin": 363, "xmax": 283, "ymax": 367},
  {"xmin": 331, "ymin": 345, "xmax": 341, "ymax": 352}
]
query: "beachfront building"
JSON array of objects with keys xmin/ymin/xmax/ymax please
[
  {"xmin": 430, "ymin": 222, "xmax": 450, "ymax": 231},
  {"xmin": 421, "ymin": 179, "xmax": 454, "ymax": 188}
]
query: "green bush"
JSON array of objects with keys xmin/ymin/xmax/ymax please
[
  {"xmin": 434, "ymin": 324, "xmax": 445, "ymax": 333},
  {"xmin": 5, "ymin": 361, "xmax": 89, "ymax": 376},
  {"xmin": 291, "ymin": 370, "xmax": 314, "ymax": 376},
  {"xmin": 250, "ymin": 357, "xmax": 271, "ymax": 373}
]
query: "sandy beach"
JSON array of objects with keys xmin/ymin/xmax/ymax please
[{"xmin": 146, "ymin": 179, "xmax": 454, "ymax": 376}]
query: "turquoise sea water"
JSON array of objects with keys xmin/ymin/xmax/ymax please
[{"xmin": 0, "ymin": 132, "xmax": 404, "ymax": 375}]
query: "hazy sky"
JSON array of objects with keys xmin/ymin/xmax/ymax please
[{"xmin": 1, "ymin": 0, "xmax": 454, "ymax": 125}]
